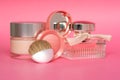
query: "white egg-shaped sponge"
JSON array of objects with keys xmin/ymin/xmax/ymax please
[{"xmin": 32, "ymin": 49, "xmax": 54, "ymax": 63}]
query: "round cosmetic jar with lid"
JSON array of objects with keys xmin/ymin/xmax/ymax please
[
  {"xmin": 72, "ymin": 21, "xmax": 95, "ymax": 36},
  {"xmin": 10, "ymin": 22, "xmax": 45, "ymax": 59},
  {"xmin": 62, "ymin": 21, "xmax": 107, "ymax": 59}
]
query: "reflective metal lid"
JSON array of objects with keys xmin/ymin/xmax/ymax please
[
  {"xmin": 10, "ymin": 22, "xmax": 45, "ymax": 37},
  {"xmin": 47, "ymin": 11, "xmax": 72, "ymax": 37},
  {"xmin": 53, "ymin": 21, "xmax": 67, "ymax": 31},
  {"xmin": 72, "ymin": 21, "xmax": 95, "ymax": 31}
]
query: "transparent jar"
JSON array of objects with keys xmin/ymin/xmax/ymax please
[
  {"xmin": 62, "ymin": 21, "xmax": 107, "ymax": 59},
  {"xmin": 10, "ymin": 22, "xmax": 45, "ymax": 59}
]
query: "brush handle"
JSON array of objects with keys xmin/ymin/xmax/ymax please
[
  {"xmin": 66, "ymin": 33, "xmax": 112, "ymax": 46},
  {"xmin": 89, "ymin": 34, "xmax": 112, "ymax": 41},
  {"xmin": 66, "ymin": 33, "xmax": 89, "ymax": 46}
]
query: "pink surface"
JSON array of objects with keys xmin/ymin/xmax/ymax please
[{"xmin": 0, "ymin": 0, "xmax": 120, "ymax": 80}]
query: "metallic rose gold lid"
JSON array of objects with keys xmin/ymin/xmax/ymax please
[
  {"xmin": 10, "ymin": 22, "xmax": 45, "ymax": 37},
  {"xmin": 46, "ymin": 11, "xmax": 72, "ymax": 37}
]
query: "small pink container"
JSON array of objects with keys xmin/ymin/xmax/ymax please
[
  {"xmin": 62, "ymin": 39, "xmax": 106, "ymax": 59},
  {"xmin": 62, "ymin": 21, "xmax": 107, "ymax": 59},
  {"xmin": 37, "ymin": 30, "xmax": 64, "ymax": 59}
]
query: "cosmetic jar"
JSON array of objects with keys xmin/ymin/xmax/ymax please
[
  {"xmin": 72, "ymin": 21, "xmax": 95, "ymax": 35},
  {"xmin": 62, "ymin": 21, "xmax": 107, "ymax": 59},
  {"xmin": 62, "ymin": 39, "xmax": 106, "ymax": 59},
  {"xmin": 10, "ymin": 22, "xmax": 45, "ymax": 59}
]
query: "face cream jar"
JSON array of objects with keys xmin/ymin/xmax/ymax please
[
  {"xmin": 72, "ymin": 21, "xmax": 95, "ymax": 36},
  {"xmin": 62, "ymin": 21, "xmax": 111, "ymax": 60},
  {"xmin": 62, "ymin": 38, "xmax": 107, "ymax": 59},
  {"xmin": 10, "ymin": 22, "xmax": 45, "ymax": 59}
]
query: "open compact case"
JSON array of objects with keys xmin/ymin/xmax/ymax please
[
  {"xmin": 46, "ymin": 11, "xmax": 72, "ymax": 37},
  {"xmin": 10, "ymin": 11, "xmax": 112, "ymax": 63}
]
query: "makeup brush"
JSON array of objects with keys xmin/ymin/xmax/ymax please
[
  {"xmin": 67, "ymin": 33, "xmax": 112, "ymax": 46},
  {"xmin": 28, "ymin": 40, "xmax": 54, "ymax": 63}
]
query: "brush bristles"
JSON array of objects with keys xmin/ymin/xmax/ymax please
[{"xmin": 28, "ymin": 40, "xmax": 52, "ymax": 55}]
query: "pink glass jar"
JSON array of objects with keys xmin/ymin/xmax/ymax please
[
  {"xmin": 62, "ymin": 39, "xmax": 106, "ymax": 59},
  {"xmin": 62, "ymin": 21, "xmax": 107, "ymax": 59},
  {"xmin": 10, "ymin": 22, "xmax": 45, "ymax": 59},
  {"xmin": 71, "ymin": 21, "xmax": 95, "ymax": 35}
]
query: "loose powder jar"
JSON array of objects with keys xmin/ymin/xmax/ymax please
[{"xmin": 10, "ymin": 22, "xmax": 45, "ymax": 59}]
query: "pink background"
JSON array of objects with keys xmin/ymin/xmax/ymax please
[{"xmin": 0, "ymin": 0, "xmax": 120, "ymax": 80}]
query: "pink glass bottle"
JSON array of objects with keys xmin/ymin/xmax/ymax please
[
  {"xmin": 62, "ymin": 21, "xmax": 107, "ymax": 59},
  {"xmin": 10, "ymin": 22, "xmax": 45, "ymax": 59}
]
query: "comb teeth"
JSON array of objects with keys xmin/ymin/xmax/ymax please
[
  {"xmin": 28, "ymin": 40, "xmax": 52, "ymax": 55},
  {"xmin": 62, "ymin": 42, "xmax": 106, "ymax": 60}
]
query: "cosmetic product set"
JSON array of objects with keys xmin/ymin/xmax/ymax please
[{"xmin": 10, "ymin": 11, "xmax": 112, "ymax": 63}]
